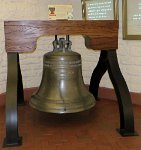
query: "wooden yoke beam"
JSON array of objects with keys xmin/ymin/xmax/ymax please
[{"xmin": 4, "ymin": 20, "xmax": 118, "ymax": 53}]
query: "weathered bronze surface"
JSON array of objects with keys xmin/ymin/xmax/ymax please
[{"xmin": 29, "ymin": 37, "xmax": 96, "ymax": 113}]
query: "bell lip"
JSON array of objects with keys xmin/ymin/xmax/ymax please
[{"xmin": 29, "ymin": 98, "xmax": 96, "ymax": 114}]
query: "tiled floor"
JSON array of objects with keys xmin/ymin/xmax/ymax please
[{"xmin": 0, "ymin": 99, "xmax": 141, "ymax": 150}]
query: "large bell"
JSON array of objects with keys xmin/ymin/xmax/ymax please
[{"xmin": 29, "ymin": 36, "xmax": 96, "ymax": 114}]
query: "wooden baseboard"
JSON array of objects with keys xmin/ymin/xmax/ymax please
[{"xmin": 0, "ymin": 87, "xmax": 141, "ymax": 106}]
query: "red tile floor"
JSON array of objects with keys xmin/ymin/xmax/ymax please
[{"xmin": 0, "ymin": 99, "xmax": 141, "ymax": 150}]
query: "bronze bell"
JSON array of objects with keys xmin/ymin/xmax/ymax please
[{"xmin": 29, "ymin": 36, "xmax": 96, "ymax": 113}]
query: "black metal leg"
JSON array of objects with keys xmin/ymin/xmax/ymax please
[
  {"xmin": 107, "ymin": 50, "xmax": 138, "ymax": 136},
  {"xmin": 17, "ymin": 54, "xmax": 25, "ymax": 105},
  {"xmin": 89, "ymin": 50, "xmax": 137, "ymax": 136},
  {"xmin": 89, "ymin": 51, "xmax": 108, "ymax": 100},
  {"xmin": 3, "ymin": 53, "xmax": 22, "ymax": 147}
]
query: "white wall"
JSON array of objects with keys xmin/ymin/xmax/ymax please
[{"xmin": 0, "ymin": 0, "xmax": 141, "ymax": 94}]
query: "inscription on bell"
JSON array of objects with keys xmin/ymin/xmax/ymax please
[
  {"xmin": 54, "ymin": 69, "xmax": 75, "ymax": 79},
  {"xmin": 44, "ymin": 60, "xmax": 81, "ymax": 67}
]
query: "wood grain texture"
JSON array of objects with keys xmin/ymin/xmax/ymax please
[{"xmin": 4, "ymin": 20, "xmax": 118, "ymax": 52}]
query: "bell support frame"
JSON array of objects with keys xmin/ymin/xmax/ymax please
[{"xmin": 2, "ymin": 20, "xmax": 137, "ymax": 147}]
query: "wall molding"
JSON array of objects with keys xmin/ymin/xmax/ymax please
[{"xmin": 0, "ymin": 87, "xmax": 141, "ymax": 106}]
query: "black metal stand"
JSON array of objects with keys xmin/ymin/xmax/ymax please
[
  {"xmin": 89, "ymin": 51, "xmax": 108, "ymax": 100},
  {"xmin": 17, "ymin": 54, "xmax": 25, "ymax": 106},
  {"xmin": 89, "ymin": 50, "xmax": 138, "ymax": 136},
  {"xmin": 3, "ymin": 53, "xmax": 24, "ymax": 147}
]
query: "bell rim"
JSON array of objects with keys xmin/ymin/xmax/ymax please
[
  {"xmin": 29, "ymin": 94, "xmax": 96, "ymax": 114},
  {"xmin": 29, "ymin": 101, "xmax": 96, "ymax": 114}
]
